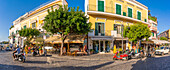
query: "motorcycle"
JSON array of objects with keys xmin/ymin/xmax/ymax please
[
  {"xmin": 33, "ymin": 50, "xmax": 38, "ymax": 56},
  {"xmin": 13, "ymin": 52, "xmax": 26, "ymax": 63},
  {"xmin": 128, "ymin": 50, "xmax": 142, "ymax": 59},
  {"xmin": 113, "ymin": 51, "xmax": 129, "ymax": 60}
]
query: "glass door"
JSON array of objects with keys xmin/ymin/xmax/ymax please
[
  {"xmin": 100, "ymin": 41, "xmax": 104, "ymax": 52},
  {"xmin": 93, "ymin": 41, "xmax": 99, "ymax": 53}
]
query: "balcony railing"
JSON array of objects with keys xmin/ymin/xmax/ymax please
[
  {"xmin": 87, "ymin": 4, "xmax": 147, "ymax": 22},
  {"xmin": 150, "ymin": 26, "xmax": 157, "ymax": 31},
  {"xmin": 88, "ymin": 30, "xmax": 122, "ymax": 37},
  {"xmin": 29, "ymin": 0, "xmax": 56, "ymax": 14}
]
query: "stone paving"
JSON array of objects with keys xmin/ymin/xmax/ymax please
[{"xmin": 0, "ymin": 51, "xmax": 170, "ymax": 70}]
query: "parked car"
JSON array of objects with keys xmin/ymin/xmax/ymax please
[
  {"xmin": 155, "ymin": 47, "xmax": 169, "ymax": 56},
  {"xmin": 6, "ymin": 47, "xmax": 12, "ymax": 51}
]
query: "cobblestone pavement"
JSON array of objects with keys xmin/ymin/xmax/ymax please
[{"xmin": 0, "ymin": 51, "xmax": 170, "ymax": 70}]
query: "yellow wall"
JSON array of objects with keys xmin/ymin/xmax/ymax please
[
  {"xmin": 88, "ymin": 0, "xmax": 148, "ymax": 22},
  {"xmin": 89, "ymin": 15, "xmax": 138, "ymax": 36},
  {"xmin": 20, "ymin": 1, "xmax": 64, "ymax": 29}
]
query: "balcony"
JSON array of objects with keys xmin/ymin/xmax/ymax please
[
  {"xmin": 88, "ymin": 30, "xmax": 122, "ymax": 37},
  {"xmin": 150, "ymin": 26, "xmax": 157, "ymax": 31},
  {"xmin": 29, "ymin": 0, "xmax": 56, "ymax": 14},
  {"xmin": 87, "ymin": 4, "xmax": 149, "ymax": 25}
]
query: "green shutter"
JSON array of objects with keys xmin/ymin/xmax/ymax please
[
  {"xmin": 114, "ymin": 24, "xmax": 117, "ymax": 30},
  {"xmin": 116, "ymin": 4, "xmax": 121, "ymax": 15},
  {"xmin": 145, "ymin": 19, "xmax": 147, "ymax": 22},
  {"xmin": 123, "ymin": 12, "xmax": 126, "ymax": 16},
  {"xmin": 95, "ymin": 23, "xmax": 98, "ymax": 36},
  {"xmin": 101, "ymin": 23, "xmax": 105, "ymax": 36},
  {"xmin": 24, "ymin": 25, "xmax": 26, "ymax": 29},
  {"xmin": 98, "ymin": 0, "xmax": 104, "ymax": 12},
  {"xmin": 137, "ymin": 11, "xmax": 141, "ymax": 20},
  {"xmin": 152, "ymin": 32, "xmax": 154, "ymax": 37},
  {"xmin": 128, "ymin": 8, "xmax": 132, "ymax": 18}
]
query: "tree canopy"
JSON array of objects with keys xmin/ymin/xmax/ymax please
[
  {"xmin": 43, "ymin": 5, "xmax": 92, "ymax": 55},
  {"xmin": 19, "ymin": 28, "xmax": 40, "ymax": 45},
  {"xmin": 123, "ymin": 24, "xmax": 151, "ymax": 43},
  {"xmin": 160, "ymin": 37, "xmax": 168, "ymax": 41}
]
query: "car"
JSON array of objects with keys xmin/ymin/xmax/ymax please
[
  {"xmin": 6, "ymin": 47, "xmax": 12, "ymax": 51},
  {"xmin": 155, "ymin": 47, "xmax": 169, "ymax": 56}
]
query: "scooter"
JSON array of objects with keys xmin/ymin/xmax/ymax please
[
  {"xmin": 128, "ymin": 50, "xmax": 142, "ymax": 59},
  {"xmin": 33, "ymin": 51, "xmax": 38, "ymax": 56},
  {"xmin": 13, "ymin": 52, "xmax": 26, "ymax": 63},
  {"xmin": 113, "ymin": 51, "xmax": 129, "ymax": 60}
]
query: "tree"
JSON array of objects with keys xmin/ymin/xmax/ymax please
[
  {"xmin": 123, "ymin": 24, "xmax": 151, "ymax": 49},
  {"xmin": 160, "ymin": 37, "xmax": 168, "ymax": 41},
  {"xmin": 43, "ymin": 5, "xmax": 92, "ymax": 55},
  {"xmin": 19, "ymin": 28, "xmax": 40, "ymax": 46}
]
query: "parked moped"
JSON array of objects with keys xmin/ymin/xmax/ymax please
[{"xmin": 113, "ymin": 51, "xmax": 129, "ymax": 60}]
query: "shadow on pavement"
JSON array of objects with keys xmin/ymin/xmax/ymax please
[
  {"xmin": 27, "ymin": 54, "xmax": 52, "ymax": 57},
  {"xmin": 24, "ymin": 61, "xmax": 48, "ymax": 64},
  {"xmin": 131, "ymin": 56, "xmax": 170, "ymax": 70},
  {"xmin": 0, "ymin": 61, "xmax": 114, "ymax": 70}
]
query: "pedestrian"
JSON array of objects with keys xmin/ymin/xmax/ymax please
[{"xmin": 25, "ymin": 45, "xmax": 28, "ymax": 56}]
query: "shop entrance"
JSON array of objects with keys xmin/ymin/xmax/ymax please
[{"xmin": 93, "ymin": 40, "xmax": 111, "ymax": 53}]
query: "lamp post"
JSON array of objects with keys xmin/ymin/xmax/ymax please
[{"xmin": 121, "ymin": 24, "xmax": 124, "ymax": 51}]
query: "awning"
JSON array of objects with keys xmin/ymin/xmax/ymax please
[
  {"xmin": 141, "ymin": 40, "xmax": 154, "ymax": 44},
  {"xmin": 30, "ymin": 37, "xmax": 44, "ymax": 44},
  {"xmin": 90, "ymin": 36, "xmax": 113, "ymax": 40},
  {"xmin": 114, "ymin": 37, "xmax": 128, "ymax": 40},
  {"xmin": 143, "ymin": 40, "xmax": 170, "ymax": 45},
  {"xmin": 45, "ymin": 35, "xmax": 85, "ymax": 43}
]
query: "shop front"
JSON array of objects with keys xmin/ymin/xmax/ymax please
[
  {"xmin": 88, "ymin": 36, "xmax": 114, "ymax": 53},
  {"xmin": 45, "ymin": 34, "xmax": 87, "ymax": 54}
]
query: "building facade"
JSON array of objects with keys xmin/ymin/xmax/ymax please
[
  {"xmin": 158, "ymin": 29, "xmax": 170, "ymax": 41},
  {"xmin": 148, "ymin": 15, "xmax": 158, "ymax": 40},
  {"xmin": 9, "ymin": 0, "xmax": 68, "ymax": 47},
  {"xmin": 85, "ymin": 0, "xmax": 150, "ymax": 53}
]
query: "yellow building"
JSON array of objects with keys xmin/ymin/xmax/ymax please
[
  {"xmin": 9, "ymin": 0, "xmax": 68, "ymax": 46},
  {"xmin": 85, "ymin": 0, "xmax": 149, "ymax": 53}
]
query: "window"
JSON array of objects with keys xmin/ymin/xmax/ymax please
[
  {"xmin": 137, "ymin": 11, "xmax": 141, "ymax": 20},
  {"xmin": 114, "ymin": 24, "xmax": 122, "ymax": 34},
  {"xmin": 123, "ymin": 12, "xmax": 126, "ymax": 16},
  {"xmin": 12, "ymin": 32, "xmax": 14, "ymax": 35},
  {"xmin": 98, "ymin": 0, "xmax": 104, "ymax": 12},
  {"xmin": 95, "ymin": 23, "xmax": 104, "ymax": 36},
  {"xmin": 32, "ymin": 22, "xmax": 36, "ymax": 28},
  {"xmin": 152, "ymin": 32, "xmax": 154, "ymax": 37},
  {"xmin": 116, "ymin": 4, "xmax": 121, "ymax": 15},
  {"xmin": 128, "ymin": 8, "xmax": 132, "ymax": 18},
  {"xmin": 114, "ymin": 24, "xmax": 117, "ymax": 30},
  {"xmin": 24, "ymin": 25, "xmax": 26, "ymax": 29},
  {"xmin": 145, "ymin": 19, "xmax": 147, "ymax": 22}
]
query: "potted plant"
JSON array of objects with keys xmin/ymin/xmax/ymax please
[{"xmin": 90, "ymin": 49, "xmax": 94, "ymax": 54}]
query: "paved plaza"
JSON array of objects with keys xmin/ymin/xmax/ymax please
[{"xmin": 0, "ymin": 51, "xmax": 170, "ymax": 70}]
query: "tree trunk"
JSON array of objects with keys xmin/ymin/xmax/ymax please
[
  {"xmin": 60, "ymin": 39, "xmax": 64, "ymax": 56},
  {"xmin": 136, "ymin": 40, "xmax": 140, "ymax": 53}
]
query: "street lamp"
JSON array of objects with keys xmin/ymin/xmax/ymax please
[{"xmin": 121, "ymin": 24, "xmax": 124, "ymax": 51}]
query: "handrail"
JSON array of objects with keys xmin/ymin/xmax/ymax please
[{"xmin": 29, "ymin": 0, "xmax": 56, "ymax": 14}]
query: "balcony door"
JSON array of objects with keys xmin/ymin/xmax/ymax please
[
  {"xmin": 95, "ymin": 22, "xmax": 105, "ymax": 36},
  {"xmin": 98, "ymin": 0, "xmax": 104, "ymax": 12},
  {"xmin": 114, "ymin": 24, "xmax": 122, "ymax": 34}
]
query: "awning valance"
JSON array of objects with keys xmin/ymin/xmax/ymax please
[
  {"xmin": 45, "ymin": 35, "xmax": 86, "ymax": 43},
  {"xmin": 91, "ymin": 36, "xmax": 113, "ymax": 40}
]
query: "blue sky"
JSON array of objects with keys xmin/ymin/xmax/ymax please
[{"xmin": 0, "ymin": 0, "xmax": 169, "ymax": 41}]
